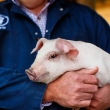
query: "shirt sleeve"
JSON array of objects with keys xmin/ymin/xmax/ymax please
[{"xmin": 0, "ymin": 67, "xmax": 47, "ymax": 110}]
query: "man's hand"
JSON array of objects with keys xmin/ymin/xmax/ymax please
[
  {"xmin": 42, "ymin": 67, "xmax": 98, "ymax": 108},
  {"xmin": 85, "ymin": 84, "xmax": 110, "ymax": 110}
]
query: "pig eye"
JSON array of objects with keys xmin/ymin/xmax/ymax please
[{"xmin": 49, "ymin": 53, "xmax": 58, "ymax": 59}]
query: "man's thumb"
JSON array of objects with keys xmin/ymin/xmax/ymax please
[{"xmin": 87, "ymin": 66, "xmax": 99, "ymax": 75}]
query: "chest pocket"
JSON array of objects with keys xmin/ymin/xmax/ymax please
[
  {"xmin": 51, "ymin": 28, "xmax": 90, "ymax": 43},
  {"xmin": 0, "ymin": 30, "xmax": 19, "ymax": 69}
]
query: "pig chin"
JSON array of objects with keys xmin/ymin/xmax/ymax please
[{"xmin": 35, "ymin": 72, "xmax": 50, "ymax": 83}]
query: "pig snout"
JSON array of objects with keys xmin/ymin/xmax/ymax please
[
  {"xmin": 25, "ymin": 67, "xmax": 37, "ymax": 82},
  {"xmin": 25, "ymin": 66, "xmax": 50, "ymax": 83}
]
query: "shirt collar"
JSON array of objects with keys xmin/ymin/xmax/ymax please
[
  {"xmin": 49, "ymin": 0, "xmax": 55, "ymax": 3},
  {"xmin": 12, "ymin": 0, "xmax": 19, "ymax": 6}
]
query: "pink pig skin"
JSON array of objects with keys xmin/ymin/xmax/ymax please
[
  {"xmin": 25, "ymin": 38, "xmax": 110, "ymax": 110},
  {"xmin": 26, "ymin": 38, "xmax": 110, "ymax": 86}
]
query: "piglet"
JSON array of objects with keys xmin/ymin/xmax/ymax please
[{"xmin": 25, "ymin": 38, "xmax": 110, "ymax": 110}]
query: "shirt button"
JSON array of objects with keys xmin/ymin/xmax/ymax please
[
  {"xmin": 37, "ymin": 16, "xmax": 41, "ymax": 20},
  {"xmin": 59, "ymin": 8, "xmax": 63, "ymax": 11},
  {"xmin": 45, "ymin": 30, "xmax": 49, "ymax": 33},
  {"xmin": 35, "ymin": 32, "xmax": 38, "ymax": 35}
]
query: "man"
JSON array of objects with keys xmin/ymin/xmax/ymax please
[{"xmin": 0, "ymin": 0, "xmax": 110, "ymax": 110}]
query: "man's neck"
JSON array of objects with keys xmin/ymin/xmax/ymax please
[
  {"xmin": 14, "ymin": 0, "xmax": 48, "ymax": 15},
  {"xmin": 26, "ymin": 1, "xmax": 48, "ymax": 15}
]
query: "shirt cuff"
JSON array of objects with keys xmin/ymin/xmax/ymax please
[{"xmin": 41, "ymin": 103, "xmax": 52, "ymax": 110}]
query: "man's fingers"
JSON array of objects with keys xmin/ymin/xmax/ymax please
[
  {"xmin": 75, "ymin": 66, "xmax": 99, "ymax": 85},
  {"xmin": 82, "ymin": 84, "xmax": 98, "ymax": 93},
  {"xmin": 83, "ymin": 74, "xmax": 99, "ymax": 85},
  {"xmin": 78, "ymin": 100, "xmax": 91, "ymax": 108},
  {"xmin": 77, "ymin": 93, "xmax": 94, "ymax": 100},
  {"xmin": 75, "ymin": 66, "xmax": 99, "ymax": 75}
]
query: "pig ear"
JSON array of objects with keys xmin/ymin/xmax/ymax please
[
  {"xmin": 55, "ymin": 38, "xmax": 79, "ymax": 59},
  {"xmin": 31, "ymin": 38, "xmax": 47, "ymax": 54}
]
